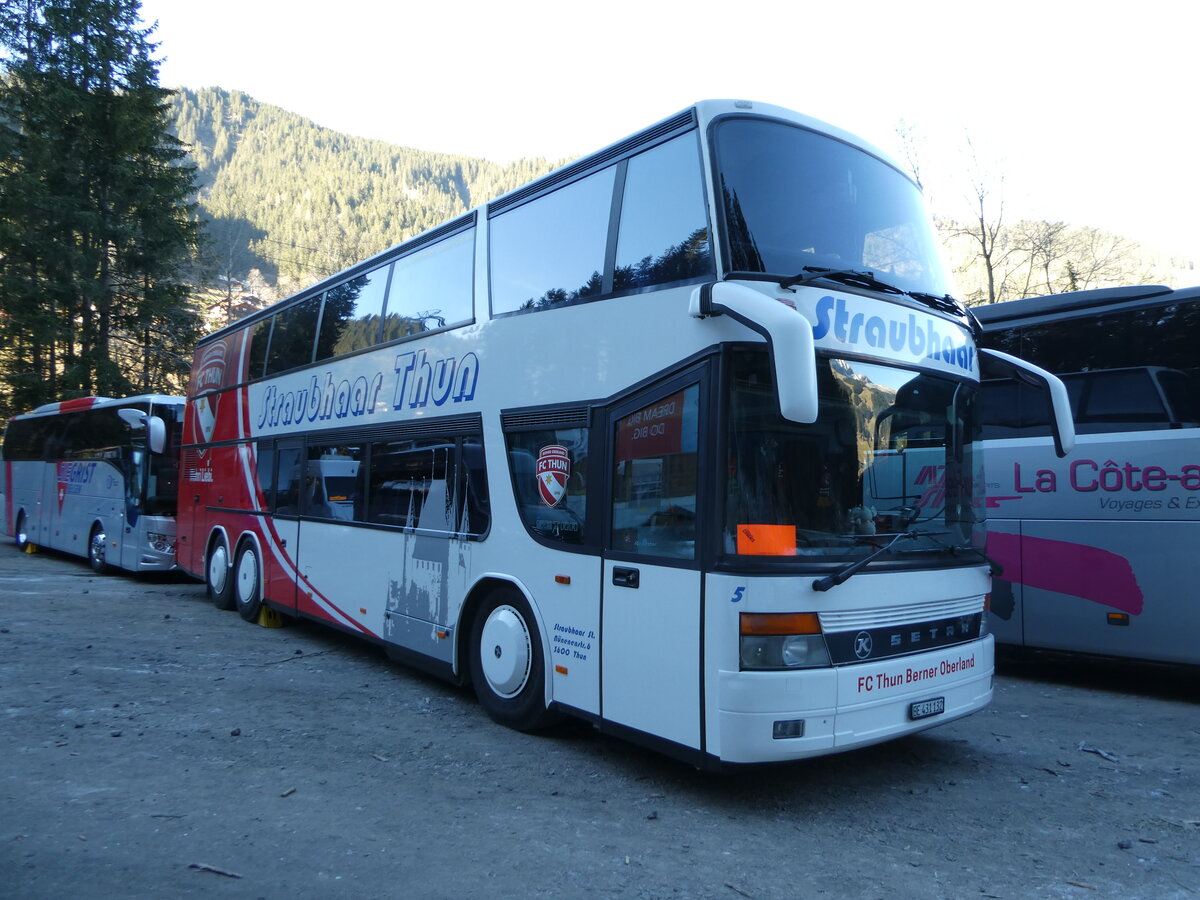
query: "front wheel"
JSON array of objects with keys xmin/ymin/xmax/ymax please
[
  {"xmin": 88, "ymin": 526, "xmax": 109, "ymax": 575},
  {"xmin": 14, "ymin": 512, "xmax": 29, "ymax": 552},
  {"xmin": 468, "ymin": 587, "xmax": 554, "ymax": 732},
  {"xmin": 207, "ymin": 538, "xmax": 236, "ymax": 610},
  {"xmin": 234, "ymin": 543, "xmax": 263, "ymax": 622}
]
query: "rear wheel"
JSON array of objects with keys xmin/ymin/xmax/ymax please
[
  {"xmin": 207, "ymin": 537, "xmax": 235, "ymax": 610},
  {"xmin": 234, "ymin": 543, "xmax": 263, "ymax": 623},
  {"xmin": 468, "ymin": 587, "xmax": 554, "ymax": 732},
  {"xmin": 88, "ymin": 526, "xmax": 109, "ymax": 575}
]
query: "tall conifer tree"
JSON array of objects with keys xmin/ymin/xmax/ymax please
[{"xmin": 0, "ymin": 0, "xmax": 199, "ymax": 415}]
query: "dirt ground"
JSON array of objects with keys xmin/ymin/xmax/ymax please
[{"xmin": 1, "ymin": 540, "xmax": 1197, "ymax": 900}]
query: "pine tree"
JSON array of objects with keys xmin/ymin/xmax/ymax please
[{"xmin": 0, "ymin": 0, "xmax": 200, "ymax": 416}]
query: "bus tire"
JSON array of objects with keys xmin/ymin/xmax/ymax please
[
  {"xmin": 468, "ymin": 587, "xmax": 553, "ymax": 732},
  {"xmin": 207, "ymin": 537, "xmax": 236, "ymax": 610},
  {"xmin": 234, "ymin": 542, "xmax": 263, "ymax": 623},
  {"xmin": 14, "ymin": 512, "xmax": 29, "ymax": 552},
  {"xmin": 88, "ymin": 525, "xmax": 109, "ymax": 575}
]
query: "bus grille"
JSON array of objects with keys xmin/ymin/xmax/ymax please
[{"xmin": 818, "ymin": 595, "xmax": 985, "ymax": 633}]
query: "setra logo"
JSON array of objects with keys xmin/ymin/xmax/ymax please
[{"xmin": 853, "ymin": 631, "xmax": 874, "ymax": 659}]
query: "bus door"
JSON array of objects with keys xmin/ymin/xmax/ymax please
[
  {"xmin": 602, "ymin": 379, "xmax": 704, "ymax": 750},
  {"xmin": 265, "ymin": 439, "xmax": 304, "ymax": 610}
]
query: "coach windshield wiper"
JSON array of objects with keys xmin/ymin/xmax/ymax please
[
  {"xmin": 777, "ymin": 267, "xmax": 968, "ymax": 319},
  {"xmin": 779, "ymin": 266, "xmax": 906, "ymax": 294},
  {"xmin": 910, "ymin": 529, "xmax": 1005, "ymax": 577},
  {"xmin": 812, "ymin": 529, "xmax": 922, "ymax": 592}
]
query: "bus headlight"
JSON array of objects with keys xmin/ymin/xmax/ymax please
[
  {"xmin": 739, "ymin": 613, "xmax": 831, "ymax": 670},
  {"xmin": 146, "ymin": 532, "xmax": 175, "ymax": 554}
]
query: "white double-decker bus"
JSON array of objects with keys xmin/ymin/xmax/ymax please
[
  {"xmin": 177, "ymin": 100, "xmax": 1070, "ymax": 765},
  {"xmin": 977, "ymin": 284, "xmax": 1200, "ymax": 665},
  {"xmin": 3, "ymin": 395, "xmax": 184, "ymax": 573}
]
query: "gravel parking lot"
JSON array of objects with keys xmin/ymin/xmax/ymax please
[{"xmin": 1, "ymin": 540, "xmax": 1197, "ymax": 899}]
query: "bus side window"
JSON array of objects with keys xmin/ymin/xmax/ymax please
[
  {"xmin": 273, "ymin": 447, "xmax": 304, "ymax": 516},
  {"xmin": 265, "ymin": 295, "xmax": 321, "ymax": 376},
  {"xmin": 504, "ymin": 427, "xmax": 589, "ymax": 545},
  {"xmin": 614, "ymin": 133, "xmax": 712, "ymax": 292},
  {"xmin": 315, "ymin": 269, "xmax": 389, "ymax": 362},
  {"xmin": 490, "ymin": 167, "xmax": 616, "ymax": 315},
  {"xmin": 384, "ymin": 231, "xmax": 474, "ymax": 342},
  {"xmin": 255, "ymin": 441, "xmax": 275, "ymax": 512},
  {"xmin": 302, "ymin": 444, "xmax": 365, "ymax": 521}
]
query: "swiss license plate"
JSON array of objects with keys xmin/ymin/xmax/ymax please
[{"xmin": 910, "ymin": 697, "xmax": 945, "ymax": 720}]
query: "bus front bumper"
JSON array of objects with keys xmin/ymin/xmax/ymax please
[{"xmin": 714, "ymin": 635, "xmax": 994, "ymax": 763}]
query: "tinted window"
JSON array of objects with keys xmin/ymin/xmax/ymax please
[
  {"xmin": 383, "ymin": 231, "xmax": 474, "ymax": 342},
  {"xmin": 270, "ymin": 446, "xmax": 305, "ymax": 515},
  {"xmin": 491, "ymin": 168, "xmax": 616, "ymax": 314},
  {"xmin": 615, "ymin": 135, "xmax": 712, "ymax": 291},
  {"xmin": 302, "ymin": 443, "xmax": 365, "ymax": 521},
  {"xmin": 246, "ymin": 318, "xmax": 270, "ymax": 381},
  {"xmin": 506, "ymin": 426, "xmax": 590, "ymax": 545},
  {"xmin": 265, "ymin": 296, "xmax": 321, "ymax": 375},
  {"xmin": 315, "ymin": 267, "xmax": 390, "ymax": 361},
  {"xmin": 366, "ymin": 436, "xmax": 488, "ymax": 535},
  {"xmin": 611, "ymin": 384, "xmax": 700, "ymax": 559}
]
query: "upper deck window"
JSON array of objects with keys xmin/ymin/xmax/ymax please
[
  {"xmin": 490, "ymin": 168, "xmax": 615, "ymax": 315},
  {"xmin": 714, "ymin": 118, "xmax": 953, "ymax": 299},
  {"xmin": 489, "ymin": 132, "xmax": 712, "ymax": 316}
]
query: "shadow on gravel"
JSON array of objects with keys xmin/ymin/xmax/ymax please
[{"xmin": 996, "ymin": 645, "xmax": 1200, "ymax": 703}]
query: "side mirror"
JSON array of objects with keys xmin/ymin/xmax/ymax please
[
  {"xmin": 690, "ymin": 282, "xmax": 819, "ymax": 423},
  {"xmin": 116, "ymin": 408, "xmax": 168, "ymax": 455},
  {"xmin": 979, "ymin": 348, "xmax": 1075, "ymax": 457}
]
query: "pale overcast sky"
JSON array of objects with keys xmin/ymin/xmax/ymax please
[{"xmin": 138, "ymin": 0, "xmax": 1198, "ymax": 260}]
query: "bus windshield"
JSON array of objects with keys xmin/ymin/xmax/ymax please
[
  {"xmin": 144, "ymin": 403, "xmax": 183, "ymax": 517},
  {"xmin": 715, "ymin": 117, "xmax": 953, "ymax": 299},
  {"xmin": 724, "ymin": 350, "xmax": 983, "ymax": 561}
]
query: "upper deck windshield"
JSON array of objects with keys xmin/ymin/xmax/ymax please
[
  {"xmin": 714, "ymin": 117, "xmax": 953, "ymax": 299},
  {"xmin": 724, "ymin": 350, "xmax": 984, "ymax": 565}
]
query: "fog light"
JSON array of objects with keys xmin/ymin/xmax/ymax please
[{"xmin": 773, "ymin": 719, "xmax": 804, "ymax": 739}]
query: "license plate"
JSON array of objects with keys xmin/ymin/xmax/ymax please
[{"xmin": 910, "ymin": 697, "xmax": 945, "ymax": 720}]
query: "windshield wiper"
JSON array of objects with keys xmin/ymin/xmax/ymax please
[
  {"xmin": 776, "ymin": 267, "xmax": 968, "ymax": 319},
  {"xmin": 913, "ymin": 530, "xmax": 1005, "ymax": 576},
  {"xmin": 779, "ymin": 266, "xmax": 905, "ymax": 294},
  {"xmin": 905, "ymin": 290, "xmax": 966, "ymax": 317},
  {"xmin": 812, "ymin": 529, "xmax": 923, "ymax": 592}
]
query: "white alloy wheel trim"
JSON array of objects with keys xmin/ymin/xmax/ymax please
[
  {"xmin": 16, "ymin": 516, "xmax": 27, "ymax": 546},
  {"xmin": 480, "ymin": 605, "xmax": 532, "ymax": 698},
  {"xmin": 208, "ymin": 543, "xmax": 229, "ymax": 593},
  {"xmin": 236, "ymin": 548, "xmax": 258, "ymax": 605}
]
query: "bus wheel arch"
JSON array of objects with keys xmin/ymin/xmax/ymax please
[
  {"xmin": 205, "ymin": 529, "xmax": 235, "ymax": 610},
  {"xmin": 88, "ymin": 522, "xmax": 109, "ymax": 575},
  {"xmin": 464, "ymin": 579, "xmax": 555, "ymax": 732},
  {"xmin": 233, "ymin": 535, "xmax": 264, "ymax": 623}
]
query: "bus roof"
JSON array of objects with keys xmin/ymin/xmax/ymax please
[
  {"xmin": 198, "ymin": 99, "xmax": 909, "ymax": 347},
  {"xmin": 12, "ymin": 394, "xmax": 185, "ymax": 421},
  {"xmin": 973, "ymin": 285, "xmax": 1200, "ymax": 329}
]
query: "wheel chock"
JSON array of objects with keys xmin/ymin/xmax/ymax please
[
  {"xmin": 23, "ymin": 543, "xmax": 38, "ymax": 554},
  {"xmin": 256, "ymin": 607, "xmax": 284, "ymax": 628}
]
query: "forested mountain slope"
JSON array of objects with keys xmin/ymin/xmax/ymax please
[{"xmin": 168, "ymin": 87, "xmax": 563, "ymax": 302}]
